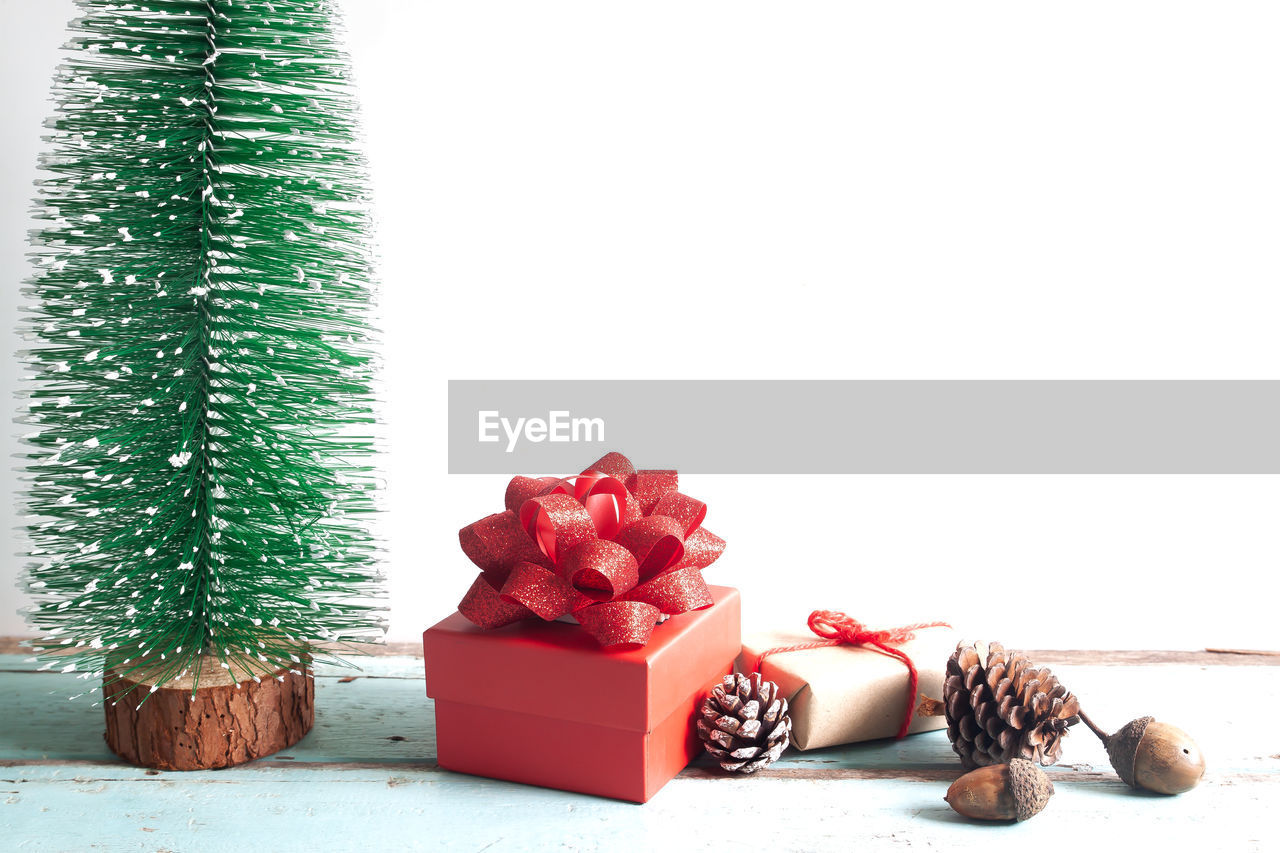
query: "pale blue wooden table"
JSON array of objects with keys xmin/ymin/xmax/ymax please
[{"xmin": 3, "ymin": 646, "xmax": 1277, "ymax": 852}]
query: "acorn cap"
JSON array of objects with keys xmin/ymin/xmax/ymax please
[
  {"xmin": 1007, "ymin": 758, "xmax": 1055, "ymax": 821},
  {"xmin": 1104, "ymin": 715, "xmax": 1153, "ymax": 787}
]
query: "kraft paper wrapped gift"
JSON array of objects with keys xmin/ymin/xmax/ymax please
[{"xmin": 737, "ymin": 626, "xmax": 958, "ymax": 750}]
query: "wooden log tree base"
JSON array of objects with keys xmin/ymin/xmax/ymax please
[{"xmin": 103, "ymin": 655, "xmax": 314, "ymax": 771}]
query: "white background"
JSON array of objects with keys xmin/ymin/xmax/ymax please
[{"xmin": 2, "ymin": 0, "xmax": 1278, "ymax": 649}]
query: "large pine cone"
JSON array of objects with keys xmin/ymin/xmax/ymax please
[
  {"xmin": 944, "ymin": 641, "xmax": 1080, "ymax": 769},
  {"xmin": 696, "ymin": 673, "xmax": 791, "ymax": 774}
]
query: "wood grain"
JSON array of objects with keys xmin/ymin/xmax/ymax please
[
  {"xmin": 1027, "ymin": 648, "xmax": 1280, "ymax": 666},
  {"xmin": 3, "ymin": 635, "xmax": 1278, "ymax": 661},
  {"xmin": 2, "ymin": 651, "xmax": 1277, "ymax": 852}
]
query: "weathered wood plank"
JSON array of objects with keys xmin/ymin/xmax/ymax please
[
  {"xmin": 0, "ymin": 636, "xmax": 430, "ymax": 659},
  {"xmin": 3, "ymin": 766, "xmax": 1276, "ymax": 852},
  {"xmin": 0, "ymin": 651, "xmax": 427, "ymax": 679},
  {"xmin": 4, "ymin": 636, "xmax": 1278, "ymax": 663},
  {"xmin": 0, "ymin": 645, "xmax": 431, "ymax": 673},
  {"xmin": 2, "ymin": 655, "xmax": 1277, "ymax": 773},
  {"xmin": 0, "ymin": 668, "xmax": 436, "ymax": 765},
  {"xmin": 2, "ymin": 653, "xmax": 1277, "ymax": 852},
  {"xmin": 1027, "ymin": 648, "xmax": 1280, "ymax": 666}
]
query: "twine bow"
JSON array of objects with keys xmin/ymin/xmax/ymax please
[{"xmin": 754, "ymin": 610, "xmax": 950, "ymax": 739}]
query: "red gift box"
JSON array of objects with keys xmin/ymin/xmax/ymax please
[{"xmin": 424, "ymin": 586, "xmax": 740, "ymax": 803}]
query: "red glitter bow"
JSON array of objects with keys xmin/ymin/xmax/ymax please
[
  {"xmin": 456, "ymin": 452, "xmax": 725, "ymax": 649},
  {"xmin": 754, "ymin": 610, "xmax": 951, "ymax": 739}
]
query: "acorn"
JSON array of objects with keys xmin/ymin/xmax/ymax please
[
  {"xmin": 1080, "ymin": 711, "xmax": 1205, "ymax": 795},
  {"xmin": 944, "ymin": 758, "xmax": 1054, "ymax": 821}
]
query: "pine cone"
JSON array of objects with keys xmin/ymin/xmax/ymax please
[
  {"xmin": 696, "ymin": 673, "xmax": 791, "ymax": 774},
  {"xmin": 944, "ymin": 641, "xmax": 1080, "ymax": 769}
]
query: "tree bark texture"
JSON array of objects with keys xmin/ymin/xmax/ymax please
[{"xmin": 102, "ymin": 656, "xmax": 313, "ymax": 770}]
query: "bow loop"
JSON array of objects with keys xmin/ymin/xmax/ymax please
[
  {"xmin": 614, "ymin": 515, "xmax": 686, "ymax": 579},
  {"xmin": 558, "ymin": 539, "xmax": 639, "ymax": 600},
  {"xmin": 808, "ymin": 610, "xmax": 866, "ymax": 641},
  {"xmin": 499, "ymin": 562, "xmax": 585, "ymax": 620},
  {"xmin": 651, "ymin": 491, "xmax": 707, "ymax": 537},
  {"xmin": 504, "ymin": 476, "xmax": 558, "ymax": 515},
  {"xmin": 519, "ymin": 492, "xmax": 596, "ymax": 564},
  {"xmin": 583, "ymin": 452, "xmax": 637, "ymax": 490},
  {"xmin": 545, "ymin": 471, "xmax": 631, "ymax": 539}
]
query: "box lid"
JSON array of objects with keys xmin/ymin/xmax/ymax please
[{"xmin": 425, "ymin": 585, "xmax": 740, "ymax": 733}]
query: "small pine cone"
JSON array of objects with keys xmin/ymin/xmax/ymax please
[
  {"xmin": 944, "ymin": 641, "xmax": 1081, "ymax": 769},
  {"xmin": 696, "ymin": 672, "xmax": 791, "ymax": 774}
]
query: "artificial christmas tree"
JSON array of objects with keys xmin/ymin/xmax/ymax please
[{"xmin": 20, "ymin": 0, "xmax": 381, "ymax": 769}]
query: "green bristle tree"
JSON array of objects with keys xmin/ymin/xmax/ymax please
[{"xmin": 20, "ymin": 0, "xmax": 382, "ymax": 709}]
